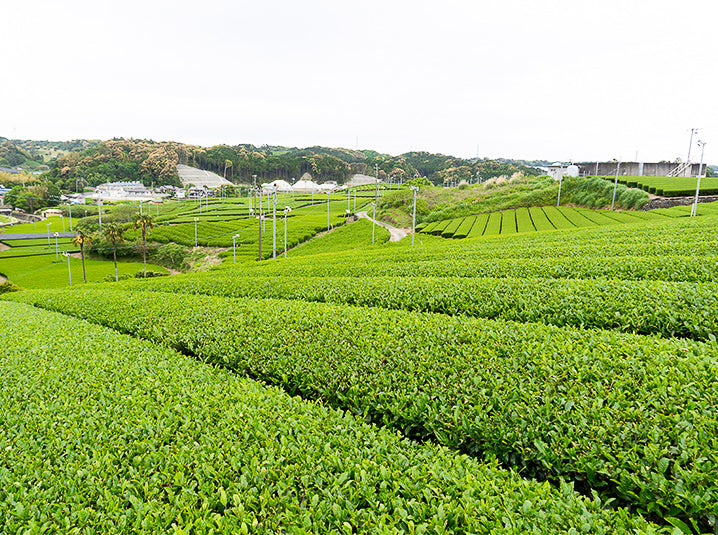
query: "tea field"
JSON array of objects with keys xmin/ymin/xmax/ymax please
[
  {"xmin": 2, "ymin": 200, "xmax": 718, "ymax": 533},
  {"xmin": 615, "ymin": 176, "xmax": 718, "ymax": 197},
  {"xmin": 419, "ymin": 201, "xmax": 718, "ymax": 239}
]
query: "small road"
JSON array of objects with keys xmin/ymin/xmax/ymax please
[{"xmin": 355, "ymin": 211, "xmax": 408, "ymax": 242}]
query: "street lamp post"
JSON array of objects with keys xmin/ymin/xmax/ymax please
[
  {"xmin": 326, "ymin": 192, "xmax": 331, "ymax": 231},
  {"xmin": 258, "ymin": 215, "xmax": 263, "ymax": 261},
  {"xmin": 284, "ymin": 207, "xmax": 291, "ymax": 258},
  {"xmin": 63, "ymin": 252, "xmax": 72, "ymax": 286},
  {"xmin": 54, "ymin": 232, "xmax": 59, "ymax": 261},
  {"xmin": 272, "ymin": 186, "xmax": 277, "ymax": 259},
  {"xmin": 411, "ymin": 186, "xmax": 420, "ymax": 235},
  {"xmin": 692, "ymin": 140, "xmax": 707, "ymax": 217},
  {"xmin": 194, "ymin": 217, "xmax": 198, "ymax": 247},
  {"xmin": 611, "ymin": 159, "xmax": 621, "ymax": 211},
  {"xmin": 232, "ymin": 234, "xmax": 239, "ymax": 263}
]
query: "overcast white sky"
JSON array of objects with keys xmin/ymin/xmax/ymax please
[{"xmin": 1, "ymin": 0, "xmax": 716, "ymax": 163}]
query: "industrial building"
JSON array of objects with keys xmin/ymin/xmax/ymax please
[{"xmin": 575, "ymin": 162, "xmax": 705, "ymax": 177}]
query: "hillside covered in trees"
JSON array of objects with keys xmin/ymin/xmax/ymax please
[
  {"xmin": 2, "ymin": 137, "xmax": 540, "ymax": 191},
  {"xmin": 0, "ymin": 138, "xmax": 98, "ymax": 171}
]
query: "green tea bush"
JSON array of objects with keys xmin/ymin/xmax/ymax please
[
  {"xmin": 8, "ymin": 288, "xmax": 717, "ymax": 529},
  {"xmin": 0, "ymin": 301, "xmax": 664, "ymax": 533},
  {"xmin": 124, "ymin": 275, "xmax": 718, "ymax": 340}
]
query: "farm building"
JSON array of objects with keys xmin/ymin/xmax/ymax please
[
  {"xmin": 41, "ymin": 208, "xmax": 64, "ymax": 218},
  {"xmin": 263, "ymin": 180, "xmax": 293, "ymax": 193},
  {"xmin": 293, "ymin": 174, "xmax": 320, "ymax": 193}
]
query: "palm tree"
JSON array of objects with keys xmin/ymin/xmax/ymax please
[
  {"xmin": 133, "ymin": 213, "xmax": 154, "ymax": 277},
  {"xmin": 102, "ymin": 222, "xmax": 124, "ymax": 282},
  {"xmin": 72, "ymin": 229, "xmax": 91, "ymax": 284}
]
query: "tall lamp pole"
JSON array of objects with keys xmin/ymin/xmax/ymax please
[
  {"xmin": 283, "ymin": 207, "xmax": 291, "ymax": 258},
  {"xmin": 691, "ymin": 140, "xmax": 707, "ymax": 217},
  {"xmin": 611, "ymin": 159, "xmax": 621, "ymax": 210},
  {"xmin": 54, "ymin": 232, "xmax": 59, "ymax": 261},
  {"xmin": 326, "ymin": 192, "xmax": 331, "ymax": 231},
  {"xmin": 272, "ymin": 186, "xmax": 277, "ymax": 259},
  {"xmin": 63, "ymin": 252, "xmax": 72, "ymax": 286},
  {"xmin": 258, "ymin": 215, "xmax": 263, "ymax": 261},
  {"xmin": 410, "ymin": 185, "xmax": 419, "ymax": 246}
]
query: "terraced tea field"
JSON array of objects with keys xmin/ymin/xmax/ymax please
[
  {"xmin": 616, "ymin": 176, "xmax": 718, "ymax": 197},
  {"xmin": 419, "ymin": 202, "xmax": 718, "ymax": 239},
  {"xmin": 2, "ymin": 203, "xmax": 718, "ymax": 533}
]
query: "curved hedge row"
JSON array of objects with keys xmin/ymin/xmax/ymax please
[
  {"xmin": 230, "ymin": 254, "xmax": 718, "ymax": 283},
  {"xmin": 3, "ymin": 301, "xmax": 666, "ymax": 533},
  {"xmin": 124, "ymin": 274, "xmax": 718, "ymax": 341},
  {"xmin": 7, "ymin": 288, "xmax": 717, "ymax": 530}
]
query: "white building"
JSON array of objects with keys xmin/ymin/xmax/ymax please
[
  {"xmin": 293, "ymin": 174, "xmax": 320, "ymax": 194},
  {"xmin": 346, "ymin": 174, "xmax": 381, "ymax": 187},
  {"xmin": 546, "ymin": 163, "xmax": 579, "ymax": 181},
  {"xmin": 262, "ymin": 179, "xmax": 293, "ymax": 193}
]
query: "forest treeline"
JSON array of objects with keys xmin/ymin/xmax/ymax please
[{"xmin": 2, "ymin": 137, "xmax": 540, "ymax": 190}]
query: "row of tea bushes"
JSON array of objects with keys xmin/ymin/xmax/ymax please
[
  {"xmin": 2, "ymin": 301, "xmax": 667, "ymax": 533},
  {"xmin": 7, "ymin": 288, "xmax": 716, "ymax": 529},
  {"xmin": 228, "ymin": 253, "xmax": 718, "ymax": 283},
  {"xmin": 124, "ymin": 274, "xmax": 718, "ymax": 340}
]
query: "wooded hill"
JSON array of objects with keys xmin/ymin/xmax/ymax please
[
  {"xmin": 2, "ymin": 137, "xmax": 540, "ymax": 190},
  {"xmin": 0, "ymin": 138, "xmax": 97, "ymax": 171}
]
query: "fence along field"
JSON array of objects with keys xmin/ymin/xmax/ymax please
[{"xmin": 1, "ymin": 301, "xmax": 667, "ymax": 533}]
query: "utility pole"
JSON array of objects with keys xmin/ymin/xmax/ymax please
[
  {"xmin": 284, "ymin": 207, "xmax": 291, "ymax": 258},
  {"xmin": 272, "ymin": 187, "xmax": 277, "ymax": 259},
  {"xmin": 692, "ymin": 140, "xmax": 707, "ymax": 217},
  {"xmin": 611, "ymin": 159, "xmax": 621, "ymax": 211},
  {"xmin": 375, "ymin": 163, "xmax": 379, "ymax": 204},
  {"xmin": 258, "ymin": 215, "xmax": 263, "ymax": 261},
  {"xmin": 687, "ymin": 128, "xmax": 698, "ymax": 171},
  {"xmin": 194, "ymin": 217, "xmax": 198, "ymax": 247},
  {"xmin": 371, "ymin": 202, "xmax": 376, "ymax": 245},
  {"xmin": 63, "ymin": 252, "xmax": 72, "ymax": 286},
  {"xmin": 410, "ymin": 186, "xmax": 419, "ymax": 246}
]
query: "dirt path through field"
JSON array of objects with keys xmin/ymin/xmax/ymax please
[{"xmin": 355, "ymin": 211, "xmax": 408, "ymax": 242}]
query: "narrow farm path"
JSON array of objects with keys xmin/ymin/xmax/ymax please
[{"xmin": 356, "ymin": 211, "xmax": 408, "ymax": 242}]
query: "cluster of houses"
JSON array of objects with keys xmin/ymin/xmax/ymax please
[{"xmin": 0, "ymin": 170, "xmax": 380, "ymax": 215}]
